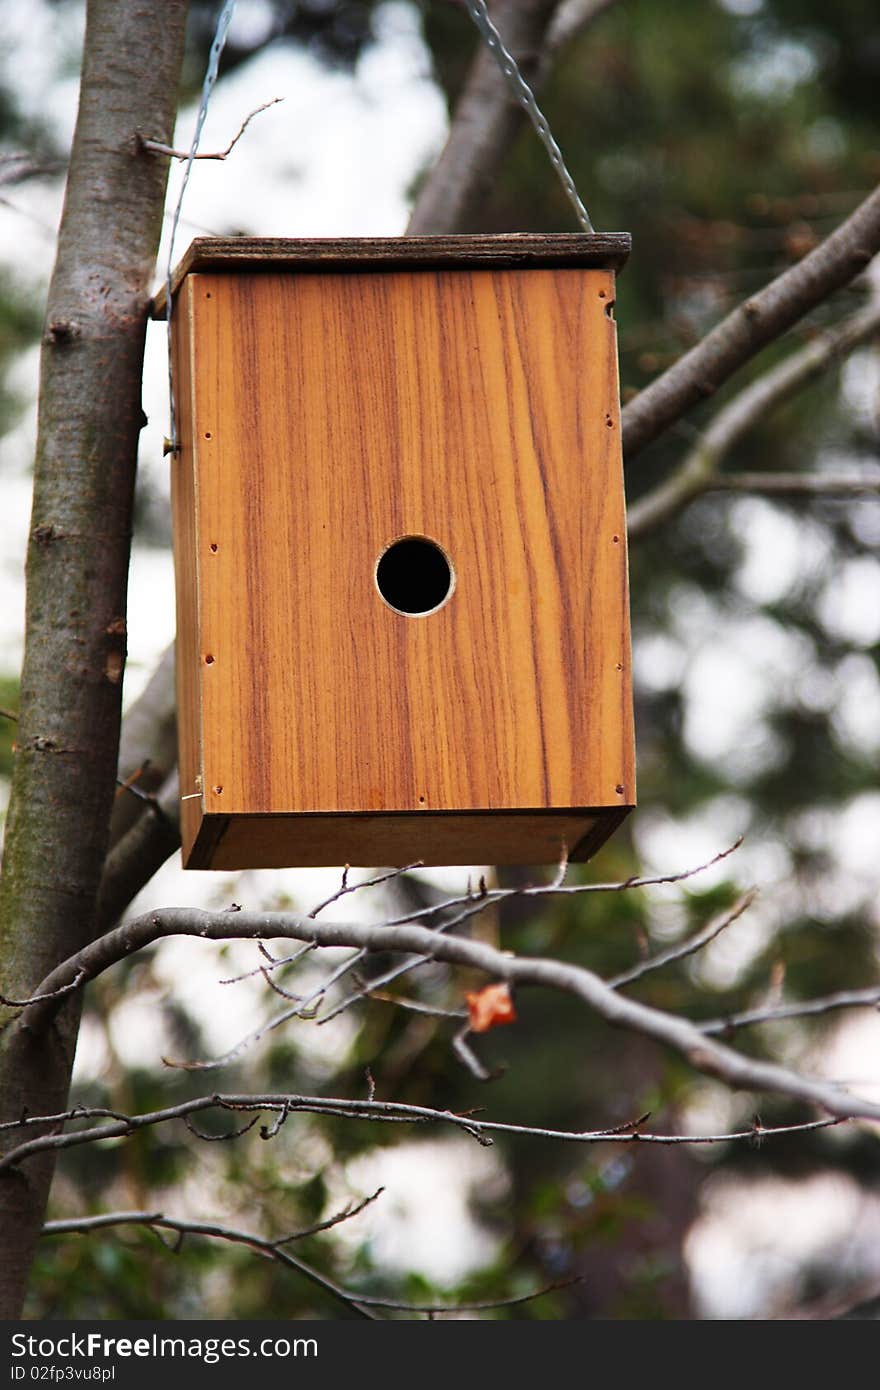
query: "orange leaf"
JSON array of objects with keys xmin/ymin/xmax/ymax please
[{"xmin": 465, "ymin": 982, "xmax": 516, "ymax": 1033}]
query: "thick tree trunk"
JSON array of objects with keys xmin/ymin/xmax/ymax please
[{"xmin": 0, "ymin": 0, "xmax": 187, "ymax": 1318}]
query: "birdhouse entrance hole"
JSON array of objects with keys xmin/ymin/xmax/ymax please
[{"xmin": 375, "ymin": 536, "xmax": 454, "ymax": 616}]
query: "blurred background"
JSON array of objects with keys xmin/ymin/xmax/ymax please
[{"xmin": 1, "ymin": 0, "xmax": 880, "ymax": 1319}]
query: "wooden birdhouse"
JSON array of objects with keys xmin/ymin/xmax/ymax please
[{"xmin": 158, "ymin": 234, "xmax": 635, "ymax": 869}]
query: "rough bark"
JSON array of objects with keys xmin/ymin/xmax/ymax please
[{"xmin": 0, "ymin": 0, "xmax": 187, "ymax": 1319}]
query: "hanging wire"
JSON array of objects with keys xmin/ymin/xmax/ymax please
[
  {"xmin": 165, "ymin": 0, "xmax": 239, "ymax": 452},
  {"xmin": 462, "ymin": 0, "xmax": 595, "ymax": 233},
  {"xmin": 162, "ymin": 0, "xmax": 594, "ymax": 449}
]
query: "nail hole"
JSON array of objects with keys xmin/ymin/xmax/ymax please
[
  {"xmin": 612, "ymin": 535, "xmax": 620, "ymax": 544},
  {"xmin": 615, "ymin": 662, "xmax": 623, "ymax": 672},
  {"xmin": 376, "ymin": 535, "xmax": 454, "ymax": 616},
  {"xmin": 209, "ymin": 542, "xmax": 218, "ymax": 553},
  {"xmin": 418, "ymin": 795, "xmax": 426, "ymax": 804},
  {"xmin": 204, "ymin": 653, "xmax": 215, "ymax": 665},
  {"xmin": 615, "ymin": 784, "xmax": 625, "ymax": 795},
  {"xmin": 204, "ymin": 431, "xmax": 212, "ymax": 440},
  {"xmin": 213, "ymin": 785, "xmax": 223, "ymax": 795}
]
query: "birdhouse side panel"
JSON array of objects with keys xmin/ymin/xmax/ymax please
[{"xmin": 169, "ymin": 277, "xmax": 206, "ymax": 855}]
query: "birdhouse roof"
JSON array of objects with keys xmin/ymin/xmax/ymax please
[{"xmin": 151, "ymin": 233, "xmax": 631, "ymax": 319}]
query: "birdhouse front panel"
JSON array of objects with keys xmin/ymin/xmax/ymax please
[{"xmin": 166, "ymin": 236, "xmax": 635, "ymax": 868}]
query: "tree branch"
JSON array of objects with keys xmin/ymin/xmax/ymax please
[
  {"xmin": 699, "ymin": 984, "xmax": 880, "ymax": 1036},
  {"xmin": 110, "ymin": 642, "xmax": 177, "ymax": 846},
  {"xmin": 138, "ymin": 99, "xmax": 283, "ymax": 162},
  {"xmin": 608, "ymin": 891, "xmax": 756, "ymax": 988},
  {"xmin": 408, "ymin": 0, "xmax": 621, "ymax": 235},
  {"xmin": 627, "ymin": 292, "xmax": 880, "ymax": 539},
  {"xmin": 10, "ymin": 902, "xmax": 880, "ymax": 1125},
  {"xmin": 42, "ymin": 1210, "xmax": 380, "ymax": 1320},
  {"xmin": 41, "ymin": 1209, "xmax": 575, "ymax": 1316},
  {"xmin": 0, "ymin": 1094, "xmax": 844, "ymax": 1172},
  {"xmin": 621, "ymin": 183, "xmax": 880, "ymax": 462},
  {"xmin": 96, "ymin": 770, "xmax": 180, "ymax": 932}
]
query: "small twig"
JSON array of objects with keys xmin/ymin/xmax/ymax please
[
  {"xmin": 308, "ymin": 862, "xmax": 423, "ymax": 918},
  {"xmin": 139, "ymin": 99, "xmax": 283, "ymax": 162},
  {"xmin": 353, "ymin": 983, "xmax": 468, "ymax": 1021},
  {"xmin": 317, "ymin": 899, "xmax": 488, "ymax": 1027},
  {"xmin": 259, "ymin": 1102, "xmax": 290, "ymax": 1140},
  {"xmin": 452, "ymin": 1027, "xmax": 498, "ymax": 1089},
  {"xmin": 699, "ymin": 984, "xmax": 880, "ymax": 1036},
  {"xmin": 711, "ymin": 470, "xmax": 880, "ymax": 496},
  {"xmin": 258, "ymin": 968, "xmax": 306, "ymax": 1003},
  {"xmin": 0, "ymin": 970, "xmax": 87, "ymax": 1010},
  {"xmin": 40, "ymin": 1209, "xmax": 378, "ymax": 1321},
  {"xmin": 609, "ymin": 891, "xmax": 757, "ymax": 988},
  {"xmin": 183, "ymin": 1112, "xmax": 260, "ymax": 1142},
  {"xmin": 271, "ymin": 1187, "xmax": 385, "ymax": 1244},
  {"xmin": 596, "ymin": 1111, "xmax": 652, "ymax": 1136},
  {"xmin": 219, "ymin": 940, "xmax": 316, "ymax": 985}
]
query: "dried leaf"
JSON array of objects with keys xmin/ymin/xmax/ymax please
[{"xmin": 465, "ymin": 982, "xmax": 516, "ymax": 1033}]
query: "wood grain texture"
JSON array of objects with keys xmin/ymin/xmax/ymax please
[
  {"xmin": 171, "ymin": 259, "xmax": 635, "ymax": 867},
  {"xmin": 152, "ymin": 234, "xmax": 631, "ymax": 316},
  {"xmin": 169, "ymin": 277, "xmax": 204, "ymax": 857},
  {"xmin": 186, "ymin": 809, "xmax": 629, "ymax": 870}
]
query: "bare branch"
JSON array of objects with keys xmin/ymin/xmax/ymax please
[
  {"xmin": 219, "ymin": 941, "xmax": 317, "ymax": 985},
  {"xmin": 0, "ymin": 971, "xmax": 88, "ymax": 1010},
  {"xmin": 41, "ymin": 1208, "xmax": 575, "ymax": 1316},
  {"xmin": 405, "ymin": 0, "xmax": 626, "ymax": 235},
  {"xmin": 98, "ymin": 643, "xmax": 180, "ymax": 930},
  {"xmin": 710, "ymin": 471, "xmax": 880, "ymax": 497},
  {"xmin": 139, "ymin": 99, "xmax": 283, "ymax": 162},
  {"xmin": 2, "ymin": 1093, "xmax": 846, "ymax": 1176},
  {"xmin": 271, "ymin": 1187, "xmax": 385, "ymax": 1243},
  {"xmin": 316, "ymin": 898, "xmax": 492, "ymax": 1028},
  {"xmin": 627, "ymin": 293, "xmax": 880, "ymax": 540},
  {"xmin": 408, "ymin": 0, "xmax": 555, "ymax": 234},
  {"xmin": 609, "ymin": 891, "xmax": 757, "ymax": 988},
  {"xmin": 452, "ymin": 1027, "xmax": 501, "ymax": 1086},
  {"xmin": 352, "ymin": 984, "xmax": 467, "ymax": 1021},
  {"xmin": 699, "ymin": 984, "xmax": 880, "ymax": 1036},
  {"xmin": 41, "ymin": 1210, "xmax": 379, "ymax": 1320},
  {"xmin": 621, "ymin": 184, "xmax": 880, "ymax": 462},
  {"xmin": 96, "ymin": 770, "xmax": 180, "ymax": 932},
  {"xmin": 183, "ymin": 1112, "xmax": 260, "ymax": 1142},
  {"xmin": 10, "ymin": 899, "xmax": 880, "ymax": 1123},
  {"xmin": 308, "ymin": 863, "xmax": 423, "ymax": 919}
]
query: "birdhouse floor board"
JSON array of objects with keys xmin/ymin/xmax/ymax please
[{"xmin": 184, "ymin": 808, "xmax": 633, "ymax": 870}]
